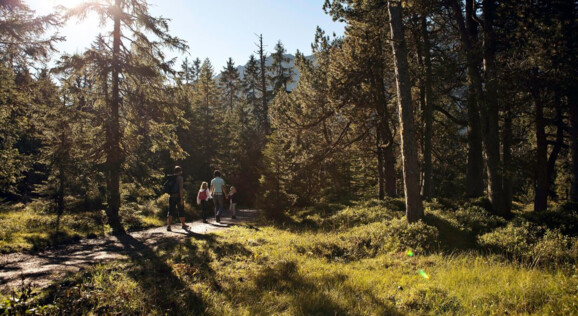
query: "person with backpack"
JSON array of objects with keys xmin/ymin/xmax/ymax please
[
  {"xmin": 210, "ymin": 170, "xmax": 228, "ymax": 223},
  {"xmin": 196, "ymin": 181, "xmax": 210, "ymax": 223},
  {"xmin": 166, "ymin": 166, "xmax": 189, "ymax": 231}
]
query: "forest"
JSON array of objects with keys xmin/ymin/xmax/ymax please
[{"xmin": 1, "ymin": 0, "xmax": 577, "ymax": 315}]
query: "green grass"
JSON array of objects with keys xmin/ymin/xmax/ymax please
[
  {"xmin": 0, "ymin": 197, "xmax": 170, "ymax": 253},
  {"xmin": 1, "ymin": 199, "xmax": 577, "ymax": 315}
]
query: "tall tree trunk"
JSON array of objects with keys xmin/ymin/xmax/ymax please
[
  {"xmin": 377, "ymin": 128, "xmax": 385, "ymax": 200},
  {"xmin": 465, "ymin": 95, "xmax": 485, "ymax": 198},
  {"xmin": 204, "ymin": 79, "xmax": 211, "ymax": 169},
  {"xmin": 547, "ymin": 92, "xmax": 564, "ymax": 199},
  {"xmin": 481, "ymin": 0, "xmax": 508, "ymax": 216},
  {"xmin": 569, "ymin": 87, "xmax": 578, "ymax": 203},
  {"xmin": 375, "ymin": 75, "xmax": 397, "ymax": 197},
  {"xmin": 106, "ymin": 0, "xmax": 125, "ymax": 234},
  {"xmin": 502, "ymin": 92, "xmax": 514, "ymax": 213},
  {"xmin": 56, "ymin": 140, "xmax": 65, "ymax": 232},
  {"xmin": 257, "ymin": 34, "xmax": 270, "ymax": 136},
  {"xmin": 465, "ymin": 0, "xmax": 485, "ymax": 198},
  {"xmin": 533, "ymin": 89, "xmax": 548, "ymax": 211},
  {"xmin": 448, "ymin": 0, "xmax": 485, "ymax": 198},
  {"xmin": 383, "ymin": 143, "xmax": 397, "ymax": 197},
  {"xmin": 420, "ymin": 15, "xmax": 434, "ymax": 200},
  {"xmin": 561, "ymin": 0, "xmax": 578, "ymax": 203},
  {"xmin": 387, "ymin": 1, "xmax": 424, "ymax": 223}
]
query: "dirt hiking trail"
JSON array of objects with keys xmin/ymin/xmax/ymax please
[{"xmin": 0, "ymin": 209, "xmax": 259, "ymax": 293}]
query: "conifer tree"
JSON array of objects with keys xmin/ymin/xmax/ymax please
[
  {"xmin": 193, "ymin": 59, "xmax": 222, "ymax": 176},
  {"xmin": 255, "ymin": 34, "xmax": 270, "ymax": 135},
  {"xmin": 0, "ymin": 0, "xmax": 62, "ymax": 198},
  {"xmin": 0, "ymin": 0, "xmax": 62, "ymax": 67},
  {"xmin": 323, "ymin": 1, "xmax": 398, "ymax": 199},
  {"xmin": 179, "ymin": 57, "xmax": 196, "ymax": 85},
  {"xmin": 243, "ymin": 55, "xmax": 259, "ymax": 107},
  {"xmin": 387, "ymin": 0, "xmax": 424, "ymax": 222},
  {"xmin": 64, "ymin": 0, "xmax": 187, "ymax": 233},
  {"xmin": 220, "ymin": 57, "xmax": 242, "ymax": 111},
  {"xmin": 268, "ymin": 40, "xmax": 294, "ymax": 94}
]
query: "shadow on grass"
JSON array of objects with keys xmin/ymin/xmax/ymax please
[
  {"xmin": 24, "ymin": 232, "xmax": 82, "ymax": 252},
  {"xmin": 114, "ymin": 234, "xmax": 210, "ymax": 314},
  {"xmin": 243, "ymin": 260, "xmax": 402, "ymax": 315},
  {"xmin": 423, "ymin": 214, "xmax": 476, "ymax": 252},
  {"xmin": 32, "ymin": 231, "xmax": 253, "ymax": 315}
]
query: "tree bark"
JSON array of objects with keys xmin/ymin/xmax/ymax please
[
  {"xmin": 465, "ymin": 0, "xmax": 485, "ymax": 198},
  {"xmin": 561, "ymin": 1, "xmax": 578, "ymax": 203},
  {"xmin": 448, "ymin": 0, "xmax": 485, "ymax": 198},
  {"xmin": 547, "ymin": 92, "xmax": 564, "ymax": 199},
  {"xmin": 420, "ymin": 15, "xmax": 434, "ymax": 200},
  {"xmin": 465, "ymin": 94, "xmax": 485, "ymax": 198},
  {"xmin": 502, "ymin": 91, "xmax": 514, "ymax": 213},
  {"xmin": 569, "ymin": 86, "xmax": 578, "ymax": 203},
  {"xmin": 388, "ymin": 1, "xmax": 424, "ymax": 223},
  {"xmin": 106, "ymin": 0, "xmax": 125, "ymax": 234},
  {"xmin": 532, "ymin": 89, "xmax": 548, "ymax": 211},
  {"xmin": 377, "ymin": 128, "xmax": 385, "ymax": 200},
  {"xmin": 481, "ymin": 0, "xmax": 508, "ymax": 216},
  {"xmin": 375, "ymin": 75, "xmax": 397, "ymax": 197},
  {"xmin": 383, "ymin": 142, "xmax": 397, "ymax": 197}
]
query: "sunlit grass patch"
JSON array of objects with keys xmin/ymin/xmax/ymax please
[
  {"xmin": 0, "ymin": 199, "xmax": 168, "ymax": 253},
  {"xmin": 0, "ymin": 204, "xmax": 87, "ymax": 252},
  {"xmin": 2, "ymin": 202, "xmax": 577, "ymax": 315}
]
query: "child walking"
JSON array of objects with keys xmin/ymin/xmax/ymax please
[
  {"xmin": 229, "ymin": 186, "xmax": 238, "ymax": 219},
  {"xmin": 197, "ymin": 182, "xmax": 210, "ymax": 223}
]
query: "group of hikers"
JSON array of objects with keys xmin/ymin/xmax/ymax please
[{"xmin": 166, "ymin": 166, "xmax": 238, "ymax": 232}]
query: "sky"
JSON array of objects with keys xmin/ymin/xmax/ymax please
[{"xmin": 26, "ymin": 0, "xmax": 345, "ymax": 71}]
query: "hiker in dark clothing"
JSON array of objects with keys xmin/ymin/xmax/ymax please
[{"xmin": 167, "ymin": 166, "xmax": 189, "ymax": 231}]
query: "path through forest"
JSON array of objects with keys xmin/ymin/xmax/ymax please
[{"xmin": 0, "ymin": 209, "xmax": 260, "ymax": 293}]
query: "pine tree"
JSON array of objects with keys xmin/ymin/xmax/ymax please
[
  {"xmin": 268, "ymin": 40, "xmax": 294, "ymax": 94},
  {"xmin": 255, "ymin": 34, "xmax": 270, "ymax": 135},
  {"xmin": 323, "ymin": 1, "xmax": 399, "ymax": 199},
  {"xmin": 0, "ymin": 0, "xmax": 62, "ymax": 67},
  {"xmin": 387, "ymin": 0, "xmax": 424, "ymax": 223},
  {"xmin": 64, "ymin": 0, "xmax": 187, "ymax": 233},
  {"xmin": 243, "ymin": 55, "xmax": 260, "ymax": 119},
  {"xmin": 0, "ymin": 0, "xmax": 62, "ymax": 198},
  {"xmin": 193, "ymin": 59, "xmax": 222, "ymax": 175},
  {"xmin": 220, "ymin": 57, "xmax": 242, "ymax": 111}
]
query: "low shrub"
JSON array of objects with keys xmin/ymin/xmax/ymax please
[
  {"xmin": 531, "ymin": 229, "xmax": 578, "ymax": 268},
  {"xmin": 321, "ymin": 199, "xmax": 405, "ymax": 230},
  {"xmin": 453, "ymin": 206, "xmax": 506, "ymax": 235},
  {"xmin": 119, "ymin": 202, "xmax": 146, "ymax": 231},
  {"xmin": 138, "ymin": 200, "xmax": 160, "ymax": 217},
  {"xmin": 155, "ymin": 194, "xmax": 169, "ymax": 213},
  {"xmin": 381, "ymin": 218, "xmax": 440, "ymax": 253},
  {"xmin": 355, "ymin": 197, "xmax": 406, "ymax": 212},
  {"xmin": 298, "ymin": 217, "xmax": 439, "ymax": 261},
  {"xmin": 478, "ymin": 220, "xmax": 541, "ymax": 262},
  {"xmin": 522, "ymin": 203, "xmax": 578, "ymax": 236}
]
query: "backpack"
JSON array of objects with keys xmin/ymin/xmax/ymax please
[
  {"xmin": 163, "ymin": 174, "xmax": 179, "ymax": 194},
  {"xmin": 198, "ymin": 189, "xmax": 207, "ymax": 200}
]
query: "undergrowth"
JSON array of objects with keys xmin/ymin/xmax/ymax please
[
  {"xmin": 1, "ymin": 199, "xmax": 576, "ymax": 315},
  {"xmin": 0, "ymin": 194, "xmax": 197, "ymax": 253}
]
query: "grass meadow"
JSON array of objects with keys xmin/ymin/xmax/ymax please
[{"xmin": 1, "ymin": 198, "xmax": 577, "ymax": 315}]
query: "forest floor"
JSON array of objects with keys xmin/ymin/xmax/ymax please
[{"xmin": 0, "ymin": 209, "xmax": 260, "ymax": 293}]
